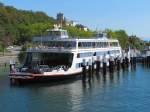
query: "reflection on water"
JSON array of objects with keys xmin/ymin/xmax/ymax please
[{"xmin": 0, "ymin": 64, "xmax": 150, "ymax": 112}]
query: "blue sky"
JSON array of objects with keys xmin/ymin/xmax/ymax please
[{"xmin": 1, "ymin": 0, "xmax": 150, "ymax": 40}]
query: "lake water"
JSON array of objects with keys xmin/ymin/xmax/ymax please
[{"xmin": 0, "ymin": 64, "xmax": 150, "ymax": 112}]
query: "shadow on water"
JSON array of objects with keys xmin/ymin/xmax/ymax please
[
  {"xmin": 10, "ymin": 77, "xmax": 81, "ymax": 88},
  {"xmin": 81, "ymin": 65, "xmax": 137, "ymax": 90}
]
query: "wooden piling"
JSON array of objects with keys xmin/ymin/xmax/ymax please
[
  {"xmin": 121, "ymin": 58, "xmax": 125, "ymax": 70},
  {"xmin": 82, "ymin": 59, "xmax": 86, "ymax": 81},
  {"xmin": 88, "ymin": 59, "xmax": 92, "ymax": 81},
  {"xmin": 109, "ymin": 56, "xmax": 114, "ymax": 73},
  {"xmin": 88, "ymin": 65, "xmax": 92, "ymax": 81},
  {"xmin": 92, "ymin": 57, "xmax": 95, "ymax": 72},
  {"xmin": 102, "ymin": 54, "xmax": 107, "ymax": 75},
  {"xmin": 125, "ymin": 57, "xmax": 129, "ymax": 68},
  {"xmin": 116, "ymin": 58, "xmax": 121, "ymax": 71},
  {"xmin": 96, "ymin": 56, "xmax": 100, "ymax": 71},
  {"xmin": 103, "ymin": 62, "xmax": 107, "ymax": 75}
]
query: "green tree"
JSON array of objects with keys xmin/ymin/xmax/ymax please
[
  {"xmin": 128, "ymin": 35, "xmax": 144, "ymax": 50},
  {"xmin": 64, "ymin": 26, "xmax": 94, "ymax": 38},
  {"xmin": 114, "ymin": 30, "xmax": 128, "ymax": 49},
  {"xmin": 104, "ymin": 29, "xmax": 116, "ymax": 39}
]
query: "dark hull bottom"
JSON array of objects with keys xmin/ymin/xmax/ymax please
[{"xmin": 10, "ymin": 73, "xmax": 81, "ymax": 85}]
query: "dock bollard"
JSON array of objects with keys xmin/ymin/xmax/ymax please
[
  {"xmin": 109, "ymin": 56, "xmax": 114, "ymax": 73},
  {"xmin": 130, "ymin": 57, "xmax": 133, "ymax": 66},
  {"xmin": 102, "ymin": 55, "xmax": 107, "ymax": 75},
  {"xmin": 88, "ymin": 65, "xmax": 92, "ymax": 81},
  {"xmin": 147, "ymin": 56, "xmax": 149, "ymax": 66},
  {"xmin": 82, "ymin": 59, "xmax": 86, "ymax": 81},
  {"xmin": 96, "ymin": 56, "xmax": 100, "ymax": 72},
  {"xmin": 147, "ymin": 56, "xmax": 150, "ymax": 67},
  {"xmin": 144, "ymin": 57, "xmax": 146, "ymax": 66},
  {"xmin": 114, "ymin": 58, "xmax": 117, "ymax": 66},
  {"xmin": 92, "ymin": 57, "xmax": 95, "ymax": 73},
  {"xmin": 125, "ymin": 57, "xmax": 129, "ymax": 68},
  {"xmin": 88, "ymin": 59, "xmax": 92, "ymax": 81},
  {"xmin": 116, "ymin": 58, "xmax": 121, "ymax": 71},
  {"xmin": 121, "ymin": 58, "xmax": 125, "ymax": 70},
  {"xmin": 103, "ymin": 62, "xmax": 107, "ymax": 75},
  {"xmin": 133, "ymin": 57, "xmax": 136, "ymax": 67},
  {"xmin": 146, "ymin": 56, "xmax": 148, "ymax": 66}
]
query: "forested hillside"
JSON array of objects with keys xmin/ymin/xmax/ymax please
[{"xmin": 0, "ymin": 2, "xmax": 55, "ymax": 49}]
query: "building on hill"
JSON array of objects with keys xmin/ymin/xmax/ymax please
[
  {"xmin": 56, "ymin": 13, "xmax": 89, "ymax": 31},
  {"xmin": 64, "ymin": 19, "xmax": 77, "ymax": 27},
  {"xmin": 56, "ymin": 13, "xmax": 77, "ymax": 27},
  {"xmin": 75, "ymin": 24, "xmax": 89, "ymax": 31},
  {"xmin": 56, "ymin": 12, "xmax": 65, "ymax": 26}
]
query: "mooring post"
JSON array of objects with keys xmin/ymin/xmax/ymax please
[
  {"xmin": 121, "ymin": 57, "xmax": 125, "ymax": 70},
  {"xmin": 130, "ymin": 57, "xmax": 133, "ymax": 66},
  {"xmin": 117, "ymin": 57, "xmax": 121, "ymax": 71},
  {"xmin": 144, "ymin": 56, "xmax": 147, "ymax": 65},
  {"xmin": 125, "ymin": 57, "xmax": 129, "ymax": 68},
  {"xmin": 147, "ymin": 56, "xmax": 148, "ymax": 66},
  {"xmin": 88, "ymin": 59, "xmax": 92, "ymax": 81},
  {"xmin": 147, "ymin": 56, "xmax": 149, "ymax": 66},
  {"xmin": 121, "ymin": 51, "xmax": 126, "ymax": 70},
  {"xmin": 109, "ymin": 56, "xmax": 114, "ymax": 73},
  {"xmin": 148, "ymin": 56, "xmax": 150, "ymax": 66},
  {"xmin": 147, "ymin": 55, "xmax": 149, "ymax": 66},
  {"xmin": 92, "ymin": 57, "xmax": 95, "ymax": 73},
  {"xmin": 114, "ymin": 57, "xmax": 117, "ymax": 67},
  {"xmin": 82, "ymin": 59, "xmax": 86, "ymax": 81},
  {"xmin": 134, "ymin": 56, "xmax": 137, "ymax": 68},
  {"xmin": 102, "ymin": 54, "xmax": 107, "ymax": 75},
  {"xmin": 96, "ymin": 56, "xmax": 100, "ymax": 72}
]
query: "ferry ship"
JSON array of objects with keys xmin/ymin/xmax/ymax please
[{"xmin": 9, "ymin": 26, "xmax": 122, "ymax": 83}]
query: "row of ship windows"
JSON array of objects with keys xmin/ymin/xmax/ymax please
[
  {"xmin": 37, "ymin": 41, "xmax": 76, "ymax": 48},
  {"xmin": 78, "ymin": 42, "xmax": 119, "ymax": 48},
  {"xmin": 77, "ymin": 50, "xmax": 120, "ymax": 58},
  {"xmin": 34, "ymin": 41, "xmax": 119, "ymax": 48}
]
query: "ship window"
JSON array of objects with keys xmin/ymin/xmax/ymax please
[
  {"xmin": 96, "ymin": 51, "xmax": 108, "ymax": 56},
  {"xmin": 48, "ymin": 31, "xmax": 61, "ymax": 36},
  {"xmin": 92, "ymin": 42, "xmax": 95, "ymax": 47},
  {"xmin": 78, "ymin": 42, "xmax": 82, "ymax": 47},
  {"xmin": 76, "ymin": 63, "xmax": 81, "ymax": 68},
  {"xmin": 78, "ymin": 42, "xmax": 94, "ymax": 48},
  {"xmin": 77, "ymin": 53, "xmax": 80, "ymax": 58},
  {"xmin": 110, "ymin": 42, "xmax": 119, "ymax": 47},
  {"xmin": 77, "ymin": 52, "xmax": 95, "ymax": 58},
  {"xmin": 108, "ymin": 50, "xmax": 120, "ymax": 54}
]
